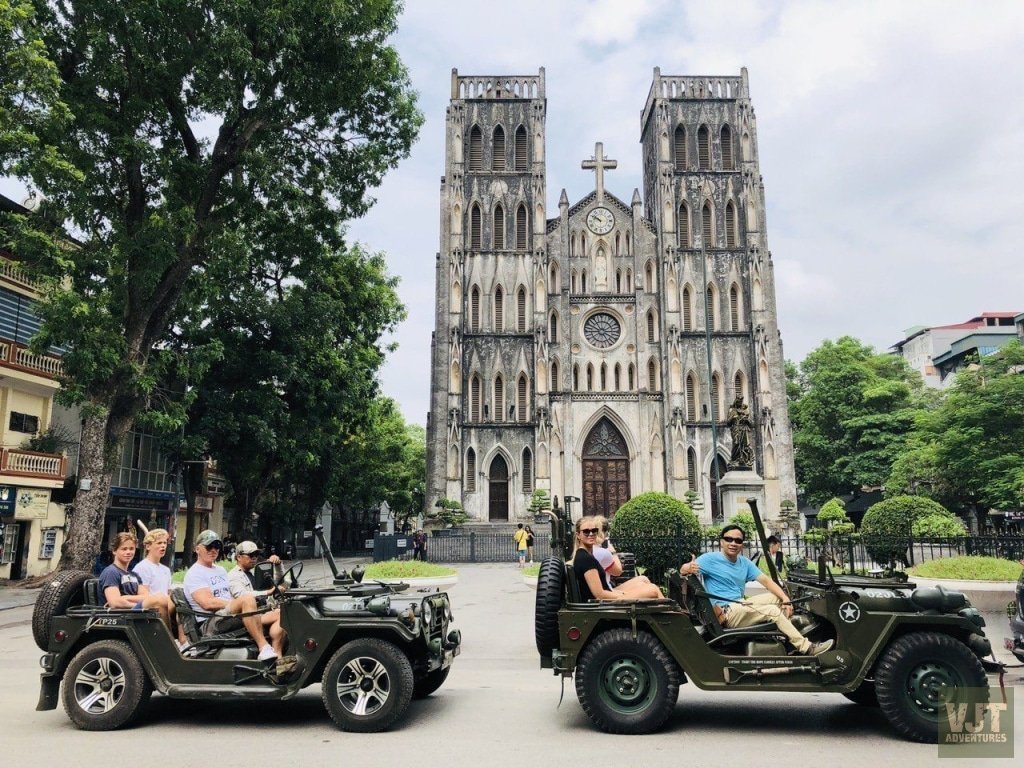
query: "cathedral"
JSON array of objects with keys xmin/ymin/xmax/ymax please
[{"xmin": 425, "ymin": 67, "xmax": 796, "ymax": 524}]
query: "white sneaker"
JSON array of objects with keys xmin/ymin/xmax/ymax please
[{"xmin": 258, "ymin": 645, "xmax": 278, "ymax": 662}]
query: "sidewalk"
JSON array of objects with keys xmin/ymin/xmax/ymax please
[{"xmin": 0, "ymin": 585, "xmax": 40, "ymax": 611}]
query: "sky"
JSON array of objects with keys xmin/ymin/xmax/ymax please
[{"xmin": 4, "ymin": 1, "xmax": 1023, "ymax": 426}]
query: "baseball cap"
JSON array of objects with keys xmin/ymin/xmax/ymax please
[
  {"xmin": 236, "ymin": 540, "xmax": 260, "ymax": 556},
  {"xmin": 195, "ymin": 530, "xmax": 222, "ymax": 548}
]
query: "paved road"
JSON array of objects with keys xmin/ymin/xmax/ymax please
[{"xmin": 1, "ymin": 562, "xmax": 1021, "ymax": 767}]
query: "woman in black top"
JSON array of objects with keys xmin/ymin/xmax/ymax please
[{"xmin": 572, "ymin": 516, "xmax": 629, "ymax": 601}]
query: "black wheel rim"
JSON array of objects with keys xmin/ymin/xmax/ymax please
[{"xmin": 905, "ymin": 660, "xmax": 965, "ymax": 720}]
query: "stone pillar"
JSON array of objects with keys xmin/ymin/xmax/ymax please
[{"xmin": 716, "ymin": 469, "xmax": 765, "ymax": 523}]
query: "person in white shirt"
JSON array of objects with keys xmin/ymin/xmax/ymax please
[
  {"xmin": 227, "ymin": 541, "xmax": 286, "ymax": 657},
  {"xmin": 132, "ymin": 528, "xmax": 186, "ymax": 647},
  {"xmin": 183, "ymin": 530, "xmax": 277, "ymax": 662}
]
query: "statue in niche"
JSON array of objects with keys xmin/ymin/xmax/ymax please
[
  {"xmin": 727, "ymin": 395, "xmax": 755, "ymax": 471},
  {"xmin": 594, "ymin": 246, "xmax": 608, "ymax": 289}
]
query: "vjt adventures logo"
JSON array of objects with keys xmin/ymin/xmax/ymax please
[{"xmin": 939, "ymin": 687, "xmax": 1014, "ymax": 759}]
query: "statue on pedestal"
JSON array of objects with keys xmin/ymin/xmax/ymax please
[{"xmin": 727, "ymin": 395, "xmax": 755, "ymax": 471}]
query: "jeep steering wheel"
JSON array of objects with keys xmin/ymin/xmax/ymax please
[{"xmin": 273, "ymin": 561, "xmax": 303, "ymax": 593}]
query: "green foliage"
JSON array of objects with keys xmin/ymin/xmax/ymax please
[
  {"xmin": 912, "ymin": 513, "xmax": 967, "ymax": 538},
  {"xmin": 1, "ymin": 0, "xmax": 422, "ymax": 569},
  {"xmin": 172, "ymin": 559, "xmax": 233, "ymax": 583},
  {"xmin": 724, "ymin": 510, "xmax": 756, "ymax": 538},
  {"xmin": 611, "ymin": 492, "xmax": 700, "ymax": 580},
  {"xmin": 789, "ymin": 337, "xmax": 931, "ymax": 504},
  {"xmin": 906, "ymin": 341, "xmax": 1024, "ymax": 513},
  {"xmin": 909, "ymin": 556, "xmax": 1022, "ymax": 582},
  {"xmin": 523, "ymin": 563, "xmax": 541, "ymax": 578},
  {"xmin": 431, "ymin": 498, "xmax": 467, "ymax": 528},
  {"xmin": 861, "ymin": 495, "xmax": 959, "ymax": 566},
  {"xmin": 363, "ymin": 560, "xmax": 456, "ymax": 580},
  {"xmin": 528, "ymin": 489, "xmax": 551, "ymax": 516}
]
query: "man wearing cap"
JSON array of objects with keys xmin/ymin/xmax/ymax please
[
  {"xmin": 182, "ymin": 530, "xmax": 278, "ymax": 662},
  {"xmin": 227, "ymin": 541, "xmax": 286, "ymax": 658}
]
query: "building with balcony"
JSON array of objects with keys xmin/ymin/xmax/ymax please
[{"xmin": 0, "ymin": 194, "xmax": 71, "ymax": 578}]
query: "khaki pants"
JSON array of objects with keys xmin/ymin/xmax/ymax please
[{"xmin": 720, "ymin": 593, "xmax": 810, "ymax": 653}]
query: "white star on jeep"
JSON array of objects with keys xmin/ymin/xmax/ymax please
[{"xmin": 839, "ymin": 602, "xmax": 860, "ymax": 622}]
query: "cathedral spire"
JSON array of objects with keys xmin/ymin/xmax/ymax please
[{"xmin": 581, "ymin": 142, "xmax": 617, "ymax": 203}]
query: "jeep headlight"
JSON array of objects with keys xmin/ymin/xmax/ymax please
[{"xmin": 421, "ymin": 599, "xmax": 434, "ymax": 628}]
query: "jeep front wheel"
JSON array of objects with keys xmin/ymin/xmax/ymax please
[
  {"xmin": 62, "ymin": 640, "xmax": 151, "ymax": 730},
  {"xmin": 575, "ymin": 629, "xmax": 680, "ymax": 734},
  {"xmin": 321, "ymin": 639, "xmax": 414, "ymax": 732},
  {"xmin": 874, "ymin": 631, "xmax": 987, "ymax": 742}
]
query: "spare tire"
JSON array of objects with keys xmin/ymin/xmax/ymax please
[
  {"xmin": 33, "ymin": 570, "xmax": 91, "ymax": 650},
  {"xmin": 535, "ymin": 557, "xmax": 565, "ymax": 659}
]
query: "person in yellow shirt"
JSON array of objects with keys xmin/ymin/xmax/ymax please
[{"xmin": 513, "ymin": 524, "xmax": 529, "ymax": 568}]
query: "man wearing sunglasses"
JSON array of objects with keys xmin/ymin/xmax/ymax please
[
  {"xmin": 182, "ymin": 530, "xmax": 278, "ymax": 662},
  {"xmin": 679, "ymin": 525, "xmax": 833, "ymax": 656}
]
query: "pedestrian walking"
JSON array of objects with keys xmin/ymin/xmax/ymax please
[
  {"xmin": 525, "ymin": 525, "xmax": 535, "ymax": 563},
  {"xmin": 413, "ymin": 529, "xmax": 428, "ymax": 561},
  {"xmin": 513, "ymin": 524, "xmax": 529, "ymax": 568}
]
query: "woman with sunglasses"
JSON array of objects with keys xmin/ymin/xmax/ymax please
[
  {"xmin": 572, "ymin": 516, "xmax": 650, "ymax": 601},
  {"xmin": 590, "ymin": 516, "xmax": 662, "ymax": 599}
]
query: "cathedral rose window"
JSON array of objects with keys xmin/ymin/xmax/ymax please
[{"xmin": 584, "ymin": 313, "xmax": 621, "ymax": 348}]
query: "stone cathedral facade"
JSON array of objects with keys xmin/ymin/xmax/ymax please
[{"xmin": 425, "ymin": 67, "xmax": 796, "ymax": 524}]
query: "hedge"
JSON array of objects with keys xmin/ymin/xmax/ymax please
[
  {"xmin": 861, "ymin": 495, "xmax": 960, "ymax": 566},
  {"xmin": 611, "ymin": 492, "xmax": 700, "ymax": 581}
]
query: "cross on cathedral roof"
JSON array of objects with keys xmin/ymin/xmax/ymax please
[{"xmin": 581, "ymin": 142, "xmax": 617, "ymax": 203}]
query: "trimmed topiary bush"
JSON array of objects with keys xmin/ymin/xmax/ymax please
[
  {"xmin": 861, "ymin": 495, "xmax": 959, "ymax": 567},
  {"xmin": 912, "ymin": 513, "xmax": 968, "ymax": 538},
  {"xmin": 610, "ymin": 492, "xmax": 700, "ymax": 581}
]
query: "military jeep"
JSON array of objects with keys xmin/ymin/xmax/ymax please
[
  {"xmin": 35, "ymin": 528, "xmax": 460, "ymax": 732},
  {"xmin": 534, "ymin": 499, "xmax": 999, "ymax": 742}
]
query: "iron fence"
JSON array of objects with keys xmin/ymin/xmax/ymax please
[{"xmin": 398, "ymin": 530, "xmax": 1024, "ymax": 568}]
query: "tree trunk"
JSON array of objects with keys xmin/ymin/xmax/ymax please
[{"xmin": 59, "ymin": 409, "xmax": 131, "ymax": 571}]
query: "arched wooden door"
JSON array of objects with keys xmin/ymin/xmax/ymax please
[
  {"xmin": 488, "ymin": 455, "xmax": 509, "ymax": 521},
  {"xmin": 582, "ymin": 418, "xmax": 630, "ymax": 518}
]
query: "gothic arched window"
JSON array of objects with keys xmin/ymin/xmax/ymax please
[
  {"xmin": 470, "ymin": 374, "xmax": 481, "ymax": 422},
  {"xmin": 678, "ymin": 202, "xmax": 690, "ymax": 248},
  {"xmin": 517, "ymin": 374, "xmax": 528, "ymax": 422},
  {"xmin": 706, "ymin": 284, "xmax": 717, "ymax": 331},
  {"xmin": 549, "ymin": 311, "xmax": 558, "ymax": 342},
  {"xmin": 493, "ymin": 375, "xmax": 504, "ymax": 422},
  {"xmin": 600, "ymin": 363, "xmax": 607, "ymax": 391},
  {"xmin": 730, "ymin": 283, "xmax": 741, "ymax": 330},
  {"xmin": 586, "ymin": 363, "xmax": 594, "ymax": 391},
  {"xmin": 645, "ymin": 260, "xmax": 655, "ymax": 292},
  {"xmin": 466, "ymin": 448, "xmax": 476, "ymax": 491},
  {"xmin": 469, "ymin": 125, "xmax": 483, "ymax": 171},
  {"xmin": 522, "ymin": 448, "xmax": 533, "ymax": 493},
  {"xmin": 674, "ymin": 125, "xmax": 687, "ymax": 171},
  {"xmin": 470, "ymin": 203, "xmax": 481, "ymax": 250},
  {"xmin": 493, "ymin": 203, "xmax": 505, "ymax": 249},
  {"xmin": 682, "ymin": 285, "xmax": 693, "ymax": 331},
  {"xmin": 734, "ymin": 370, "xmax": 745, "ymax": 403},
  {"xmin": 573, "ymin": 364, "xmax": 580, "ymax": 390},
  {"xmin": 470, "ymin": 286, "xmax": 481, "ymax": 332},
  {"xmin": 725, "ymin": 201, "xmax": 737, "ymax": 248},
  {"xmin": 711, "ymin": 373, "xmax": 722, "ymax": 422},
  {"xmin": 515, "ymin": 204, "xmax": 528, "ymax": 250},
  {"xmin": 494, "ymin": 285, "xmax": 504, "ymax": 331},
  {"xmin": 628, "ymin": 363, "xmax": 636, "ymax": 390},
  {"xmin": 516, "ymin": 286, "xmax": 527, "ymax": 332},
  {"xmin": 697, "ymin": 125, "xmax": 710, "ymax": 170},
  {"xmin": 614, "ymin": 363, "xmax": 621, "ymax": 390},
  {"xmin": 702, "ymin": 201, "xmax": 714, "ymax": 248},
  {"xmin": 687, "ymin": 448, "xmax": 697, "ymax": 491},
  {"xmin": 492, "ymin": 125, "xmax": 506, "ymax": 171},
  {"xmin": 648, "ymin": 358, "xmax": 658, "ymax": 391},
  {"xmin": 514, "ymin": 125, "xmax": 528, "ymax": 170},
  {"xmin": 721, "ymin": 124, "xmax": 734, "ymax": 170},
  {"xmin": 686, "ymin": 374, "xmax": 697, "ymax": 421},
  {"xmin": 551, "ymin": 360, "xmax": 559, "ymax": 391}
]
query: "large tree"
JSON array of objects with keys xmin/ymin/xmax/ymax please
[
  {"xmin": 1, "ymin": 0, "xmax": 421, "ymax": 569},
  {"xmin": 896, "ymin": 341, "xmax": 1024, "ymax": 514},
  {"xmin": 789, "ymin": 337, "xmax": 931, "ymax": 504}
]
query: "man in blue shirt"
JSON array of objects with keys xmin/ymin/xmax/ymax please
[{"xmin": 680, "ymin": 525, "xmax": 833, "ymax": 655}]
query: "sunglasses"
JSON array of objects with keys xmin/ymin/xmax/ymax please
[
  {"xmin": 202, "ymin": 542, "xmax": 223, "ymax": 550},
  {"xmin": 721, "ymin": 536, "xmax": 744, "ymax": 544},
  {"xmin": 580, "ymin": 528, "xmax": 600, "ymax": 536}
]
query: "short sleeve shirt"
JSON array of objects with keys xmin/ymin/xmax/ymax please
[
  {"xmin": 592, "ymin": 546, "xmax": 615, "ymax": 572},
  {"xmin": 573, "ymin": 549, "xmax": 612, "ymax": 601},
  {"xmin": 227, "ymin": 565, "xmax": 257, "ymax": 598},
  {"xmin": 132, "ymin": 558, "xmax": 172, "ymax": 595},
  {"xmin": 695, "ymin": 551, "xmax": 762, "ymax": 607},
  {"xmin": 99, "ymin": 564, "xmax": 141, "ymax": 600},
  {"xmin": 183, "ymin": 563, "xmax": 232, "ymax": 622},
  {"xmin": 514, "ymin": 529, "xmax": 528, "ymax": 550}
]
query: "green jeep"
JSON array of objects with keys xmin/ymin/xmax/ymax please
[
  {"xmin": 534, "ymin": 499, "xmax": 999, "ymax": 742},
  {"xmin": 35, "ymin": 529, "xmax": 460, "ymax": 732}
]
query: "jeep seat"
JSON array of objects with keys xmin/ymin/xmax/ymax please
[
  {"xmin": 82, "ymin": 578, "xmax": 103, "ymax": 607},
  {"xmin": 170, "ymin": 590, "xmax": 252, "ymax": 651},
  {"xmin": 564, "ymin": 562, "xmax": 584, "ymax": 603},
  {"xmin": 683, "ymin": 575, "xmax": 781, "ymax": 646}
]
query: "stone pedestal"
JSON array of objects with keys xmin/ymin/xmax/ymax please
[{"xmin": 717, "ymin": 469, "xmax": 766, "ymax": 522}]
